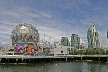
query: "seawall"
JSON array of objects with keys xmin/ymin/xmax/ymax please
[{"xmin": 0, "ymin": 55, "xmax": 108, "ymax": 63}]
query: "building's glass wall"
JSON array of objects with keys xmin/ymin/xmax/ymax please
[
  {"xmin": 87, "ymin": 25, "xmax": 101, "ymax": 49},
  {"xmin": 71, "ymin": 34, "xmax": 80, "ymax": 49}
]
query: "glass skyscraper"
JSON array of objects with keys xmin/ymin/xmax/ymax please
[
  {"xmin": 71, "ymin": 34, "xmax": 80, "ymax": 49},
  {"xmin": 87, "ymin": 25, "xmax": 101, "ymax": 49},
  {"xmin": 61, "ymin": 37, "xmax": 70, "ymax": 46}
]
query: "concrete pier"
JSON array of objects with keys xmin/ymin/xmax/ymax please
[{"xmin": 0, "ymin": 55, "xmax": 108, "ymax": 63}]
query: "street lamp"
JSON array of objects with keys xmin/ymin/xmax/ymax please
[{"xmin": 24, "ymin": 33, "xmax": 27, "ymax": 54}]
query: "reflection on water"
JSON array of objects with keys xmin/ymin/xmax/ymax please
[{"xmin": 0, "ymin": 62, "xmax": 108, "ymax": 72}]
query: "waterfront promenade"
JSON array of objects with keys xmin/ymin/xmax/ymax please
[
  {"xmin": 0, "ymin": 55, "xmax": 108, "ymax": 63},
  {"xmin": 0, "ymin": 55, "xmax": 108, "ymax": 58}
]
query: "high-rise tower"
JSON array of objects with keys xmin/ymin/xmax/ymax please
[
  {"xmin": 61, "ymin": 37, "xmax": 70, "ymax": 46},
  {"xmin": 71, "ymin": 34, "xmax": 80, "ymax": 49},
  {"xmin": 87, "ymin": 25, "xmax": 101, "ymax": 49}
]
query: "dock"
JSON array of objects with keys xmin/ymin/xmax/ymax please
[{"xmin": 0, "ymin": 55, "xmax": 108, "ymax": 63}]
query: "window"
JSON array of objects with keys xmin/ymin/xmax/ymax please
[
  {"xmin": 61, "ymin": 51, "xmax": 63, "ymax": 53},
  {"xmin": 95, "ymin": 32, "xmax": 96, "ymax": 36}
]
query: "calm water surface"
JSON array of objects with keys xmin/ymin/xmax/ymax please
[{"xmin": 0, "ymin": 62, "xmax": 108, "ymax": 72}]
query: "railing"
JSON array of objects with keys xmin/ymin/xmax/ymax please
[{"xmin": 0, "ymin": 55, "xmax": 108, "ymax": 59}]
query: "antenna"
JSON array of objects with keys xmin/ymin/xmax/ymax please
[
  {"xmin": 107, "ymin": 30, "xmax": 108, "ymax": 48},
  {"xmin": 44, "ymin": 34, "xmax": 45, "ymax": 41},
  {"xmin": 107, "ymin": 30, "xmax": 108, "ymax": 39}
]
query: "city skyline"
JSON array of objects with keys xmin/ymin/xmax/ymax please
[{"xmin": 0, "ymin": 0, "xmax": 108, "ymax": 47}]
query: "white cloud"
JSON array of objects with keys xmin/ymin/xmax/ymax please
[
  {"xmin": 39, "ymin": 12, "xmax": 52, "ymax": 18},
  {"xmin": 37, "ymin": 26, "xmax": 66, "ymax": 41},
  {"xmin": 0, "ymin": 0, "xmax": 108, "ymax": 48},
  {"xmin": 0, "ymin": 5, "xmax": 62, "ymax": 47}
]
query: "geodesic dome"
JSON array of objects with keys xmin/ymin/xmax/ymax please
[{"xmin": 11, "ymin": 23, "xmax": 39, "ymax": 45}]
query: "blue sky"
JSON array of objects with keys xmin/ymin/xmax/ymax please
[{"xmin": 0, "ymin": 0, "xmax": 108, "ymax": 47}]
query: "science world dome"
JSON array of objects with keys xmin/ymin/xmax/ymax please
[{"xmin": 11, "ymin": 23, "xmax": 39, "ymax": 46}]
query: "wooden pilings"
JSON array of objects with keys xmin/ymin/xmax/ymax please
[{"xmin": 0, "ymin": 55, "xmax": 108, "ymax": 63}]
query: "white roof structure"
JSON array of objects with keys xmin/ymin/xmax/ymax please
[{"xmin": 20, "ymin": 26, "xmax": 27, "ymax": 30}]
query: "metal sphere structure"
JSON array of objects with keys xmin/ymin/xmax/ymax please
[{"xmin": 11, "ymin": 23, "xmax": 39, "ymax": 46}]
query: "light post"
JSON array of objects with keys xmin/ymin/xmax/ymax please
[
  {"xmin": 24, "ymin": 33, "xmax": 27, "ymax": 55},
  {"xmin": 47, "ymin": 38, "xmax": 51, "ymax": 56},
  {"xmin": 69, "ymin": 40, "xmax": 71, "ymax": 54}
]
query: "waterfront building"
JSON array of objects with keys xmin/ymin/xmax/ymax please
[
  {"xmin": 37, "ymin": 40, "xmax": 51, "ymax": 56},
  {"xmin": 71, "ymin": 34, "xmax": 80, "ymax": 49},
  {"xmin": 87, "ymin": 25, "xmax": 101, "ymax": 49},
  {"xmin": 2, "ymin": 46, "xmax": 14, "ymax": 55},
  {"xmin": 49, "ymin": 48, "xmax": 54, "ymax": 56},
  {"xmin": 81, "ymin": 42, "xmax": 88, "ymax": 49},
  {"xmin": 11, "ymin": 23, "xmax": 39, "ymax": 54},
  {"xmin": 53, "ymin": 45, "xmax": 70, "ymax": 56},
  {"xmin": 11, "ymin": 23, "xmax": 39, "ymax": 46},
  {"xmin": 54, "ymin": 42, "xmax": 60, "ymax": 46},
  {"xmin": 61, "ymin": 37, "xmax": 70, "ymax": 46}
]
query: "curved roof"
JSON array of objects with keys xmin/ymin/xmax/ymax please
[{"xmin": 11, "ymin": 23, "xmax": 39, "ymax": 44}]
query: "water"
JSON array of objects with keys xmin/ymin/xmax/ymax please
[{"xmin": 0, "ymin": 62, "xmax": 108, "ymax": 72}]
